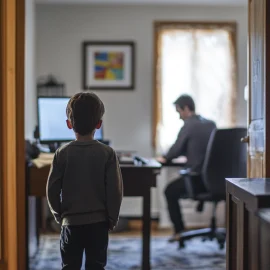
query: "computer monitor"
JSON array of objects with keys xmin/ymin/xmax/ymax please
[{"xmin": 37, "ymin": 97, "xmax": 103, "ymax": 143}]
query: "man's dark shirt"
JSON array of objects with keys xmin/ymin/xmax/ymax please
[{"xmin": 165, "ymin": 115, "xmax": 216, "ymax": 173}]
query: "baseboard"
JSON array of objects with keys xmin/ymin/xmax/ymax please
[
  {"xmin": 120, "ymin": 216, "xmax": 159, "ymax": 221},
  {"xmin": 120, "ymin": 217, "xmax": 214, "ymax": 232}
]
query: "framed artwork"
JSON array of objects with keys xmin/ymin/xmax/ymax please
[{"xmin": 82, "ymin": 41, "xmax": 135, "ymax": 90}]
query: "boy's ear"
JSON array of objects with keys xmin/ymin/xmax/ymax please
[
  {"xmin": 66, "ymin": 119, "xmax": 73, "ymax": 130},
  {"xmin": 96, "ymin": 120, "xmax": 102, "ymax": 129}
]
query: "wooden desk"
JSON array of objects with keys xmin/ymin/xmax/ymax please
[
  {"xmin": 226, "ymin": 178, "xmax": 270, "ymax": 270},
  {"xmin": 27, "ymin": 159, "xmax": 161, "ymax": 270},
  {"xmin": 161, "ymin": 161, "xmax": 186, "ymax": 167}
]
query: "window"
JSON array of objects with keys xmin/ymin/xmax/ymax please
[{"xmin": 153, "ymin": 22, "xmax": 237, "ymax": 154}]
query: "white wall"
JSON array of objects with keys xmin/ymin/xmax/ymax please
[
  {"xmin": 25, "ymin": 0, "xmax": 36, "ymax": 140},
  {"xmin": 36, "ymin": 4, "xmax": 248, "ymax": 217},
  {"xmin": 36, "ymin": 4, "xmax": 248, "ymax": 157}
]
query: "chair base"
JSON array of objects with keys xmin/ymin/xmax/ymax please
[{"xmin": 178, "ymin": 227, "xmax": 226, "ymax": 250}]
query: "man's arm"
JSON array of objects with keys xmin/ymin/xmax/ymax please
[
  {"xmin": 105, "ymin": 151, "xmax": 123, "ymax": 230},
  {"xmin": 46, "ymin": 152, "xmax": 63, "ymax": 224},
  {"xmin": 165, "ymin": 124, "xmax": 189, "ymax": 161}
]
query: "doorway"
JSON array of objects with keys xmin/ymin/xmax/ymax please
[{"xmin": 2, "ymin": 1, "xmax": 269, "ymax": 270}]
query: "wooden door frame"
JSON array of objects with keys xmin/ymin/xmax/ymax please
[
  {"xmin": 248, "ymin": 0, "xmax": 270, "ymax": 177},
  {"xmin": 0, "ymin": 0, "xmax": 26, "ymax": 269}
]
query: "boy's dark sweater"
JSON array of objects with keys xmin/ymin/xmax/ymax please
[{"xmin": 46, "ymin": 140, "xmax": 123, "ymax": 227}]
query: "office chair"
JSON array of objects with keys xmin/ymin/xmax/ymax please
[{"xmin": 178, "ymin": 128, "xmax": 247, "ymax": 249}]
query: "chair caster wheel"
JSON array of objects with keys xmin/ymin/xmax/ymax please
[
  {"xmin": 219, "ymin": 243, "xmax": 225, "ymax": 250},
  {"xmin": 217, "ymin": 239, "xmax": 225, "ymax": 250},
  {"xmin": 179, "ymin": 239, "xmax": 185, "ymax": 249}
]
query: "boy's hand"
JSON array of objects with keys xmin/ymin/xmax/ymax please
[
  {"xmin": 109, "ymin": 219, "xmax": 115, "ymax": 231},
  {"xmin": 54, "ymin": 215, "xmax": 62, "ymax": 224}
]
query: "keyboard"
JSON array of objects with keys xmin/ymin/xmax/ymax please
[{"xmin": 119, "ymin": 156, "xmax": 134, "ymax": 165}]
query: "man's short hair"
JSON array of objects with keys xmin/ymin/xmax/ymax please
[
  {"xmin": 174, "ymin": 94, "xmax": 195, "ymax": 112},
  {"xmin": 66, "ymin": 92, "xmax": 105, "ymax": 136}
]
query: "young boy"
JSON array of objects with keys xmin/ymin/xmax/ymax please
[{"xmin": 46, "ymin": 92, "xmax": 123, "ymax": 270}]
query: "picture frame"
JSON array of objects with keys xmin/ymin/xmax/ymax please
[{"xmin": 82, "ymin": 41, "xmax": 135, "ymax": 90}]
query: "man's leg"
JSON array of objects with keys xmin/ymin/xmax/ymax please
[
  {"xmin": 60, "ymin": 226, "xmax": 84, "ymax": 270},
  {"xmin": 164, "ymin": 177, "xmax": 187, "ymax": 234},
  {"xmin": 84, "ymin": 222, "xmax": 109, "ymax": 270}
]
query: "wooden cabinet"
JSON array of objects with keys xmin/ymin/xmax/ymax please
[
  {"xmin": 258, "ymin": 209, "xmax": 270, "ymax": 270},
  {"xmin": 226, "ymin": 178, "xmax": 270, "ymax": 270}
]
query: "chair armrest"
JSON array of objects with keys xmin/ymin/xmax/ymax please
[{"xmin": 179, "ymin": 168, "xmax": 191, "ymax": 175}]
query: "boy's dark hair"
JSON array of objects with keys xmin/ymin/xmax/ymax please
[
  {"xmin": 174, "ymin": 94, "xmax": 195, "ymax": 112},
  {"xmin": 66, "ymin": 92, "xmax": 105, "ymax": 136}
]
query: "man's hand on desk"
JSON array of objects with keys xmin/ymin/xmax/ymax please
[
  {"xmin": 156, "ymin": 156, "xmax": 187, "ymax": 165},
  {"xmin": 172, "ymin": 156, "xmax": 188, "ymax": 164},
  {"xmin": 156, "ymin": 157, "xmax": 167, "ymax": 164}
]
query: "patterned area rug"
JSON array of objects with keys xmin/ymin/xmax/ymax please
[{"xmin": 30, "ymin": 235, "xmax": 226, "ymax": 270}]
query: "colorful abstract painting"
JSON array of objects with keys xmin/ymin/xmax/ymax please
[
  {"xmin": 83, "ymin": 41, "xmax": 134, "ymax": 89},
  {"xmin": 94, "ymin": 52, "xmax": 124, "ymax": 80}
]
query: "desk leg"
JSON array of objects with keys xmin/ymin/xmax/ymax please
[
  {"xmin": 142, "ymin": 188, "xmax": 151, "ymax": 270},
  {"xmin": 36, "ymin": 197, "xmax": 42, "ymax": 247}
]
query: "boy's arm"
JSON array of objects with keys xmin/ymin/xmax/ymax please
[
  {"xmin": 46, "ymin": 151, "xmax": 63, "ymax": 224},
  {"xmin": 105, "ymin": 150, "xmax": 123, "ymax": 230}
]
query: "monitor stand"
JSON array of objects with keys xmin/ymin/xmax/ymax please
[
  {"xmin": 48, "ymin": 142, "xmax": 61, "ymax": 153},
  {"xmin": 98, "ymin": 139, "xmax": 110, "ymax": 146}
]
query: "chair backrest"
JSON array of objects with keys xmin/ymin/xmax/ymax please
[{"xmin": 201, "ymin": 128, "xmax": 247, "ymax": 197}]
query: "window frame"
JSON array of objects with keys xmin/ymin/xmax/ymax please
[{"xmin": 152, "ymin": 21, "xmax": 238, "ymax": 150}]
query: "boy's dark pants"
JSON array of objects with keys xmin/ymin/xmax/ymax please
[{"xmin": 60, "ymin": 222, "xmax": 109, "ymax": 270}]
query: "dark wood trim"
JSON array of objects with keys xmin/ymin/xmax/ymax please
[
  {"xmin": 121, "ymin": 216, "xmax": 159, "ymax": 221},
  {"xmin": 82, "ymin": 41, "xmax": 135, "ymax": 90},
  {"xmin": 154, "ymin": 20, "xmax": 237, "ymax": 28},
  {"xmin": 25, "ymin": 165, "xmax": 29, "ymax": 269},
  {"xmin": 237, "ymin": 201, "xmax": 248, "ymax": 270},
  {"xmin": 16, "ymin": 0, "xmax": 26, "ymax": 268},
  {"xmin": 0, "ymin": 0, "xmax": 3, "ymax": 263},
  {"xmin": 226, "ymin": 192, "xmax": 234, "ymax": 270},
  {"xmin": 247, "ymin": 0, "xmax": 251, "ymax": 177}
]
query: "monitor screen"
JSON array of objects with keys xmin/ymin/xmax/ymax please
[{"xmin": 38, "ymin": 97, "xmax": 103, "ymax": 143}]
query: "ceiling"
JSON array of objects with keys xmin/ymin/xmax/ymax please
[{"xmin": 36, "ymin": 0, "xmax": 247, "ymax": 6}]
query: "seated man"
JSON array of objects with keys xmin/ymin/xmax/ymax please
[{"xmin": 158, "ymin": 94, "xmax": 216, "ymax": 242}]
